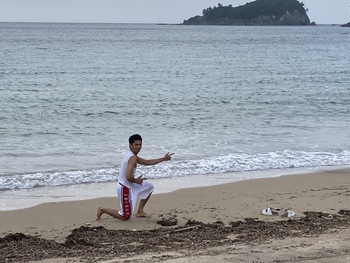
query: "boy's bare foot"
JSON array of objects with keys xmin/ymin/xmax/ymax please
[
  {"xmin": 135, "ymin": 211, "xmax": 151, "ymax": 218},
  {"xmin": 96, "ymin": 206, "xmax": 103, "ymax": 221}
]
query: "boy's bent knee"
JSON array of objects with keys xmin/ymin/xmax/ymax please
[{"xmin": 123, "ymin": 212, "xmax": 131, "ymax": 221}]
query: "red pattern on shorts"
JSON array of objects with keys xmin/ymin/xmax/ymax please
[{"xmin": 121, "ymin": 185, "xmax": 131, "ymax": 220}]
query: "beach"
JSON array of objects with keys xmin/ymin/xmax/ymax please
[
  {"xmin": 1, "ymin": 22, "xmax": 350, "ymax": 263},
  {"xmin": 1, "ymin": 168, "xmax": 350, "ymax": 262}
]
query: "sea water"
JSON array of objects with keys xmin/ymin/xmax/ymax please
[{"xmin": 1, "ymin": 23, "xmax": 350, "ymax": 210}]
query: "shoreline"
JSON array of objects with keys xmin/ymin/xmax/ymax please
[
  {"xmin": 1, "ymin": 167, "xmax": 350, "ymax": 262},
  {"xmin": 1, "ymin": 167, "xmax": 349, "ymax": 236},
  {"xmin": 0, "ymin": 166, "xmax": 340, "ymax": 211}
]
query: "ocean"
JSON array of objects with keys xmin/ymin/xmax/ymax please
[{"xmin": 1, "ymin": 22, "xmax": 350, "ymax": 210}]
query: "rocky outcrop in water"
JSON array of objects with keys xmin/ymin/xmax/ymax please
[{"xmin": 182, "ymin": 0, "xmax": 313, "ymax": 26}]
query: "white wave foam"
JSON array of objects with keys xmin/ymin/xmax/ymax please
[{"xmin": 1, "ymin": 150, "xmax": 349, "ymax": 191}]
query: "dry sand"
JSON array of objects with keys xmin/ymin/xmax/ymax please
[{"xmin": 1, "ymin": 168, "xmax": 350, "ymax": 262}]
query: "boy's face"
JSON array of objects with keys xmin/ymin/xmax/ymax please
[{"xmin": 130, "ymin": 140, "xmax": 142, "ymax": 155}]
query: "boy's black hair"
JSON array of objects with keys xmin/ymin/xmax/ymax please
[{"xmin": 129, "ymin": 134, "xmax": 142, "ymax": 144}]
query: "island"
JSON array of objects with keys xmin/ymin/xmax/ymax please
[
  {"xmin": 182, "ymin": 0, "xmax": 314, "ymax": 26},
  {"xmin": 341, "ymin": 22, "xmax": 350, "ymax": 28}
]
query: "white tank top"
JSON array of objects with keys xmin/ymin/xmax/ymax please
[{"xmin": 118, "ymin": 150, "xmax": 136, "ymax": 188}]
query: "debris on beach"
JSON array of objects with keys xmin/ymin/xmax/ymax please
[{"xmin": 1, "ymin": 210, "xmax": 350, "ymax": 262}]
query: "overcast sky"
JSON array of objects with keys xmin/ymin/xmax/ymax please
[{"xmin": 0, "ymin": 0, "xmax": 349, "ymax": 25}]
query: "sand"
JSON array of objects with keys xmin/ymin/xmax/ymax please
[{"xmin": 1, "ymin": 168, "xmax": 350, "ymax": 262}]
